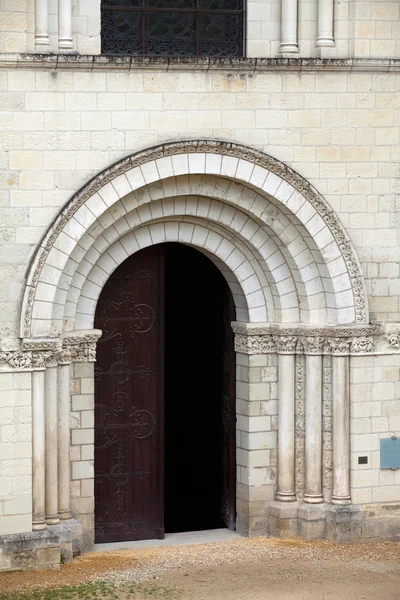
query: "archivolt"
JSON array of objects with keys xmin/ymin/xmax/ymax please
[{"xmin": 21, "ymin": 141, "xmax": 368, "ymax": 339}]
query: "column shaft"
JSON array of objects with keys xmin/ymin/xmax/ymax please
[
  {"xmin": 332, "ymin": 355, "xmax": 351, "ymax": 504},
  {"xmin": 280, "ymin": 0, "xmax": 298, "ymax": 53},
  {"xmin": 45, "ymin": 366, "xmax": 60, "ymax": 524},
  {"xmin": 316, "ymin": 0, "xmax": 335, "ymax": 47},
  {"xmin": 58, "ymin": 363, "xmax": 72, "ymax": 520},
  {"xmin": 277, "ymin": 353, "xmax": 296, "ymax": 501},
  {"xmin": 35, "ymin": 0, "xmax": 49, "ymax": 49},
  {"xmin": 58, "ymin": 0, "xmax": 73, "ymax": 50},
  {"xmin": 304, "ymin": 354, "xmax": 323, "ymax": 503},
  {"xmin": 32, "ymin": 371, "xmax": 47, "ymax": 531}
]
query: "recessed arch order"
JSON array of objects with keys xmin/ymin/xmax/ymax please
[{"xmin": 20, "ymin": 140, "xmax": 369, "ymax": 340}]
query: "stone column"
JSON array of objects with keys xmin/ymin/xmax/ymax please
[
  {"xmin": 331, "ymin": 351, "xmax": 351, "ymax": 505},
  {"xmin": 45, "ymin": 357, "xmax": 60, "ymax": 525},
  {"xmin": 35, "ymin": 0, "xmax": 50, "ymax": 50},
  {"xmin": 316, "ymin": 0, "xmax": 335, "ymax": 47},
  {"xmin": 280, "ymin": 0, "xmax": 298, "ymax": 53},
  {"xmin": 58, "ymin": 0, "xmax": 73, "ymax": 50},
  {"xmin": 32, "ymin": 368, "xmax": 47, "ymax": 531},
  {"xmin": 303, "ymin": 338, "xmax": 324, "ymax": 504},
  {"xmin": 58, "ymin": 351, "xmax": 72, "ymax": 520},
  {"xmin": 275, "ymin": 337, "xmax": 297, "ymax": 502}
]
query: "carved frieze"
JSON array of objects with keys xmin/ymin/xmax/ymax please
[{"xmin": 233, "ymin": 323, "xmax": 381, "ymax": 355}]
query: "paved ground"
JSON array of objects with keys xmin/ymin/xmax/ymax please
[{"xmin": 0, "ymin": 537, "xmax": 399, "ymax": 599}]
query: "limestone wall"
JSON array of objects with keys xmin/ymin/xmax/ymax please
[
  {"xmin": 70, "ymin": 362, "xmax": 94, "ymax": 551},
  {"xmin": 350, "ymin": 354, "xmax": 400, "ymax": 505},
  {"xmin": 1, "ymin": 1, "xmax": 400, "ymax": 58},
  {"xmin": 0, "ymin": 66, "xmax": 400, "ymax": 337},
  {"xmin": 0, "ymin": 370, "xmax": 32, "ymax": 536}
]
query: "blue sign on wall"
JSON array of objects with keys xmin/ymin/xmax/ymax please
[{"xmin": 380, "ymin": 437, "xmax": 400, "ymax": 470}]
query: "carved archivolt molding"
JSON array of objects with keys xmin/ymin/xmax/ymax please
[
  {"xmin": 21, "ymin": 140, "xmax": 368, "ymax": 338},
  {"xmin": 233, "ymin": 323, "xmax": 379, "ymax": 355}
]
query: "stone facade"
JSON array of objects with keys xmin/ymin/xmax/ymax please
[{"xmin": 0, "ymin": 0, "xmax": 400, "ymax": 573}]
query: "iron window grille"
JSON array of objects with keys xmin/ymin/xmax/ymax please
[{"xmin": 101, "ymin": 0, "xmax": 245, "ymax": 58}]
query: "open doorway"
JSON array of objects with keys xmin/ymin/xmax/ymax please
[
  {"xmin": 94, "ymin": 243, "xmax": 236, "ymax": 543},
  {"xmin": 164, "ymin": 244, "xmax": 236, "ymax": 533}
]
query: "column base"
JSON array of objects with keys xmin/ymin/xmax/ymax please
[
  {"xmin": 58, "ymin": 39, "xmax": 74, "ymax": 51},
  {"xmin": 298, "ymin": 503, "xmax": 326, "ymax": 540},
  {"xmin": 303, "ymin": 493, "xmax": 324, "ymax": 504},
  {"xmin": 32, "ymin": 521, "xmax": 47, "ymax": 531},
  {"xmin": 279, "ymin": 44, "xmax": 299, "ymax": 54},
  {"xmin": 332, "ymin": 495, "xmax": 351, "ymax": 506},
  {"xmin": 59, "ymin": 510, "xmax": 72, "ymax": 521},
  {"xmin": 269, "ymin": 501, "xmax": 299, "ymax": 537},
  {"xmin": 46, "ymin": 516, "xmax": 60, "ymax": 526},
  {"xmin": 316, "ymin": 37, "xmax": 335, "ymax": 48}
]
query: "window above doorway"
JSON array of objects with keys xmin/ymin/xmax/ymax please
[{"xmin": 101, "ymin": 0, "xmax": 244, "ymax": 57}]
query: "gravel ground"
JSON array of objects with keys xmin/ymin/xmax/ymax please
[{"xmin": 0, "ymin": 537, "xmax": 399, "ymax": 599}]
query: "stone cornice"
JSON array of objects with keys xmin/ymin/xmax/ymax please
[{"xmin": 0, "ymin": 54, "xmax": 399, "ymax": 73}]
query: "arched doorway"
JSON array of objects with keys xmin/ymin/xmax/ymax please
[{"xmin": 93, "ymin": 243, "xmax": 236, "ymax": 543}]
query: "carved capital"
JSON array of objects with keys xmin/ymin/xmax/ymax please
[
  {"xmin": 301, "ymin": 336, "xmax": 325, "ymax": 355},
  {"xmin": 326, "ymin": 337, "xmax": 351, "ymax": 355},
  {"xmin": 273, "ymin": 335, "xmax": 298, "ymax": 354},
  {"xmin": 350, "ymin": 336, "xmax": 373, "ymax": 354},
  {"xmin": 235, "ymin": 334, "xmax": 276, "ymax": 354},
  {"xmin": 62, "ymin": 330, "xmax": 102, "ymax": 363}
]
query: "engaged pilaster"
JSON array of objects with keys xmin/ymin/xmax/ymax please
[
  {"xmin": 280, "ymin": 0, "xmax": 299, "ymax": 53},
  {"xmin": 32, "ymin": 363, "xmax": 47, "ymax": 531},
  {"xmin": 57, "ymin": 350, "xmax": 72, "ymax": 520},
  {"xmin": 58, "ymin": 0, "xmax": 73, "ymax": 51},
  {"xmin": 331, "ymin": 342, "xmax": 351, "ymax": 505},
  {"xmin": 303, "ymin": 337, "xmax": 324, "ymax": 504},
  {"xmin": 316, "ymin": 0, "xmax": 335, "ymax": 47},
  {"xmin": 35, "ymin": 0, "xmax": 50, "ymax": 50},
  {"xmin": 275, "ymin": 336, "xmax": 297, "ymax": 502},
  {"xmin": 45, "ymin": 355, "xmax": 60, "ymax": 525}
]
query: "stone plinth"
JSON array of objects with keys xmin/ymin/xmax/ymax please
[
  {"xmin": 326, "ymin": 505, "xmax": 364, "ymax": 542},
  {"xmin": 268, "ymin": 501, "xmax": 299, "ymax": 537},
  {"xmin": 298, "ymin": 503, "xmax": 326, "ymax": 540}
]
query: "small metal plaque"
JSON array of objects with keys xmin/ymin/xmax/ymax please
[{"xmin": 380, "ymin": 437, "xmax": 400, "ymax": 470}]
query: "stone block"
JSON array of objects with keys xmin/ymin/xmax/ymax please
[
  {"xmin": 325, "ymin": 505, "xmax": 364, "ymax": 542},
  {"xmin": 0, "ymin": 530, "xmax": 60, "ymax": 572},
  {"xmin": 298, "ymin": 503, "xmax": 327, "ymax": 540}
]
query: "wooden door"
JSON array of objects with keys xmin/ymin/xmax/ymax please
[
  {"xmin": 94, "ymin": 246, "xmax": 164, "ymax": 543},
  {"xmin": 220, "ymin": 285, "xmax": 236, "ymax": 530}
]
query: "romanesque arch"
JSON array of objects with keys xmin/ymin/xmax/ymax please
[{"xmin": 20, "ymin": 141, "xmax": 375, "ymax": 544}]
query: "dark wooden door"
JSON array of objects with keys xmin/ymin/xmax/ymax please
[
  {"xmin": 94, "ymin": 246, "xmax": 164, "ymax": 543},
  {"xmin": 220, "ymin": 287, "xmax": 236, "ymax": 530}
]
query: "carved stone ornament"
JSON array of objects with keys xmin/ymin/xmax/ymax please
[
  {"xmin": 273, "ymin": 335, "xmax": 298, "ymax": 354},
  {"xmin": 0, "ymin": 352, "xmax": 32, "ymax": 370},
  {"xmin": 62, "ymin": 330, "xmax": 102, "ymax": 363},
  {"xmin": 234, "ymin": 334, "xmax": 276, "ymax": 354},
  {"xmin": 21, "ymin": 140, "xmax": 368, "ymax": 338},
  {"xmin": 387, "ymin": 334, "xmax": 400, "ymax": 350},
  {"xmin": 301, "ymin": 336, "xmax": 325, "ymax": 355},
  {"xmin": 232, "ymin": 323, "xmax": 380, "ymax": 355}
]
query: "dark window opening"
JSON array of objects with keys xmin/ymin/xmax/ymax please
[{"xmin": 101, "ymin": 0, "xmax": 244, "ymax": 57}]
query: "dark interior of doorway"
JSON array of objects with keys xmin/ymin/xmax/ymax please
[{"xmin": 164, "ymin": 243, "xmax": 234, "ymax": 534}]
